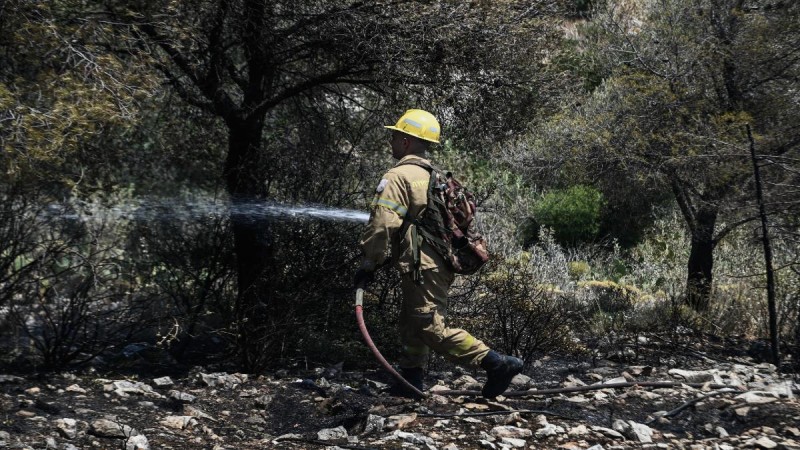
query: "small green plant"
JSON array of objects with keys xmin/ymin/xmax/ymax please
[
  {"xmin": 568, "ymin": 261, "xmax": 591, "ymax": 280},
  {"xmin": 533, "ymin": 185, "xmax": 604, "ymax": 246}
]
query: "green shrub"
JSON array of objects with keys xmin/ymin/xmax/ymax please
[
  {"xmin": 568, "ymin": 261, "xmax": 591, "ymax": 280},
  {"xmin": 533, "ymin": 185, "xmax": 604, "ymax": 246}
]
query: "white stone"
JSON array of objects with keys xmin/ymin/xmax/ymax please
[
  {"xmin": 535, "ymin": 423, "xmax": 565, "ymax": 438},
  {"xmin": 479, "ymin": 440, "xmax": 497, "ymax": 449},
  {"xmin": 317, "ymin": 426, "xmax": 347, "ymax": 441},
  {"xmin": 65, "ymin": 384, "xmax": 86, "ymax": 394},
  {"xmin": 169, "ymin": 390, "xmax": 197, "ymax": 403},
  {"xmin": 735, "ymin": 391, "xmax": 778, "ymax": 404},
  {"xmin": 500, "ymin": 437, "xmax": 526, "ymax": 448},
  {"xmin": 362, "ymin": 414, "xmax": 385, "ymax": 435},
  {"xmin": 385, "ymin": 413, "xmax": 417, "ymax": 430},
  {"xmin": 160, "ymin": 415, "xmax": 197, "ymax": 430},
  {"xmin": 591, "ymin": 425, "xmax": 624, "ymax": 439},
  {"xmin": 126, "ymin": 434, "xmax": 150, "ymax": 450},
  {"xmin": 668, "ymin": 369, "xmax": 720, "ymax": 383},
  {"xmin": 90, "ymin": 419, "xmax": 138, "ymax": 438},
  {"xmin": 152, "ymin": 377, "xmax": 174, "ymax": 387},
  {"xmin": 628, "ymin": 421, "xmax": 654, "ymax": 443},
  {"xmin": 199, "ymin": 372, "xmax": 247, "ymax": 388},
  {"xmin": 105, "ymin": 381, "xmax": 163, "ymax": 399},
  {"xmin": 510, "ymin": 373, "xmax": 531, "ymax": 387},
  {"xmin": 386, "ymin": 430, "xmax": 436, "ymax": 446},
  {"xmin": 746, "ymin": 436, "xmax": 778, "ymax": 449},
  {"xmin": 55, "ymin": 418, "xmax": 78, "ymax": 439},
  {"xmin": 568, "ymin": 424, "xmax": 589, "ymax": 436},
  {"xmin": 490, "ymin": 425, "xmax": 532, "ymax": 439}
]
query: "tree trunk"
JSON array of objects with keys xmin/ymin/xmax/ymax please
[
  {"xmin": 686, "ymin": 206, "xmax": 717, "ymax": 311},
  {"xmin": 224, "ymin": 115, "xmax": 276, "ymax": 371}
]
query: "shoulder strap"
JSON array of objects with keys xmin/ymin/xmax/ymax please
[{"xmin": 396, "ymin": 158, "xmax": 445, "ymax": 174}]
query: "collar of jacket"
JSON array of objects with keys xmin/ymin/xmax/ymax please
[{"xmin": 395, "ymin": 154, "xmax": 429, "ymax": 166}]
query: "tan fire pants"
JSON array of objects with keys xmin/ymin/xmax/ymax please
[{"xmin": 398, "ymin": 268, "xmax": 490, "ymax": 369}]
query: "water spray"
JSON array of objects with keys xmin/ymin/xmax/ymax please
[{"xmin": 43, "ymin": 198, "xmax": 370, "ymax": 224}]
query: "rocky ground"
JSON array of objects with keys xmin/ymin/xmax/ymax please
[{"xmin": 1, "ymin": 338, "xmax": 799, "ymax": 450}]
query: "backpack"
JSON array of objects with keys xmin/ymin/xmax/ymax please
[{"xmin": 399, "ymin": 160, "xmax": 490, "ymax": 275}]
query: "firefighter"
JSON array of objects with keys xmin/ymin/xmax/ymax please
[{"xmin": 355, "ymin": 109, "xmax": 523, "ymax": 398}]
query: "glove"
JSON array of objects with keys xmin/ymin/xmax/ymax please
[{"xmin": 353, "ymin": 268, "xmax": 374, "ymax": 289}]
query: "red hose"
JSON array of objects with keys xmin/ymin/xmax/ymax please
[{"xmin": 355, "ymin": 288, "xmax": 426, "ymax": 398}]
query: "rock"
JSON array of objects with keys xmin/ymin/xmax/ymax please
[
  {"xmin": 535, "ymin": 423, "xmax": 566, "ymax": 438},
  {"xmin": 745, "ymin": 436, "xmax": 778, "ymax": 449},
  {"xmin": 55, "ymin": 418, "xmax": 78, "ymax": 439},
  {"xmin": 629, "ymin": 421, "xmax": 655, "ymax": 443},
  {"xmin": 453, "ymin": 375, "xmax": 479, "ymax": 387},
  {"xmin": 490, "ymin": 425, "xmax": 533, "ymax": 439},
  {"xmin": 362, "ymin": 414, "xmax": 385, "ymax": 435},
  {"xmin": 591, "ymin": 426, "xmax": 624, "ymax": 439},
  {"xmin": 244, "ymin": 415, "xmax": 266, "ymax": 425},
  {"xmin": 510, "ymin": 373, "xmax": 531, "ymax": 388},
  {"xmin": 601, "ymin": 376, "xmax": 628, "ymax": 385},
  {"xmin": 613, "ymin": 419, "xmax": 653, "ymax": 443},
  {"xmin": 125, "ymin": 434, "xmax": 150, "ymax": 450},
  {"xmin": 500, "ymin": 437, "xmax": 526, "ymax": 448},
  {"xmin": 568, "ymin": 424, "xmax": 589, "ymax": 436},
  {"xmin": 104, "ymin": 381, "xmax": 163, "ymax": 399},
  {"xmin": 184, "ymin": 405, "xmax": 216, "ymax": 421},
  {"xmin": 562, "ymin": 375, "xmax": 587, "ymax": 388},
  {"xmin": 0, "ymin": 374, "xmax": 24, "ymax": 383},
  {"xmin": 65, "ymin": 384, "xmax": 86, "ymax": 394},
  {"xmin": 628, "ymin": 365, "xmax": 653, "ymax": 376},
  {"xmin": 199, "ymin": 372, "xmax": 247, "ymax": 388},
  {"xmin": 479, "ymin": 439, "xmax": 497, "ymax": 449},
  {"xmin": 736, "ymin": 391, "xmax": 779, "ymax": 404},
  {"xmin": 160, "ymin": 416, "xmax": 198, "ymax": 430},
  {"xmin": 385, "ymin": 413, "xmax": 417, "ymax": 430},
  {"xmin": 254, "ymin": 394, "xmax": 274, "ymax": 408},
  {"xmin": 152, "ymin": 377, "xmax": 174, "ymax": 387},
  {"xmin": 25, "ymin": 386, "xmax": 41, "ymax": 395},
  {"xmin": 317, "ymin": 426, "xmax": 347, "ymax": 440},
  {"xmin": 273, "ymin": 433, "xmax": 303, "ymax": 442},
  {"xmin": 490, "ymin": 412, "xmax": 521, "ymax": 425},
  {"xmin": 386, "ymin": 430, "xmax": 436, "ymax": 447},
  {"xmin": 90, "ymin": 418, "xmax": 139, "ymax": 438},
  {"xmin": 668, "ymin": 369, "xmax": 720, "ymax": 383},
  {"xmin": 168, "ymin": 390, "xmax": 197, "ymax": 403}
]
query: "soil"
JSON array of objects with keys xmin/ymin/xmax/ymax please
[{"xmin": 1, "ymin": 335, "xmax": 799, "ymax": 449}]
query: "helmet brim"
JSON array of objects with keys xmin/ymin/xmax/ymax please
[{"xmin": 384, "ymin": 125, "xmax": 440, "ymax": 144}]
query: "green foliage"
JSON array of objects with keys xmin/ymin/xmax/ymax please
[
  {"xmin": 0, "ymin": 1, "xmax": 158, "ymax": 185},
  {"xmin": 532, "ymin": 185, "xmax": 604, "ymax": 246},
  {"xmin": 568, "ymin": 261, "xmax": 591, "ymax": 280}
]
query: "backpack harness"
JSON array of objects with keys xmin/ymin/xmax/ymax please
[{"xmin": 397, "ymin": 160, "xmax": 489, "ymax": 282}]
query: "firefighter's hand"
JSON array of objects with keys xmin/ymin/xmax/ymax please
[{"xmin": 354, "ymin": 268, "xmax": 374, "ymax": 289}]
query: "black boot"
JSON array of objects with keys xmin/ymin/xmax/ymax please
[
  {"xmin": 480, "ymin": 350, "xmax": 523, "ymax": 398},
  {"xmin": 388, "ymin": 367, "xmax": 424, "ymax": 398}
]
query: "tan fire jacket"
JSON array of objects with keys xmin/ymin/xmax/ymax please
[{"xmin": 360, "ymin": 154, "xmax": 447, "ymax": 274}]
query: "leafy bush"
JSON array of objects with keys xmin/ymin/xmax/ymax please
[
  {"xmin": 532, "ymin": 185, "xmax": 604, "ymax": 246},
  {"xmin": 452, "ymin": 252, "xmax": 587, "ymax": 364},
  {"xmin": 1, "ymin": 195, "xmax": 154, "ymax": 370}
]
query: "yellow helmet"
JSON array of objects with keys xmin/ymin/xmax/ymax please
[{"xmin": 384, "ymin": 109, "xmax": 441, "ymax": 143}]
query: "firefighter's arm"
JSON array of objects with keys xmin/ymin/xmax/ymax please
[{"xmin": 358, "ymin": 173, "xmax": 409, "ymax": 272}]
